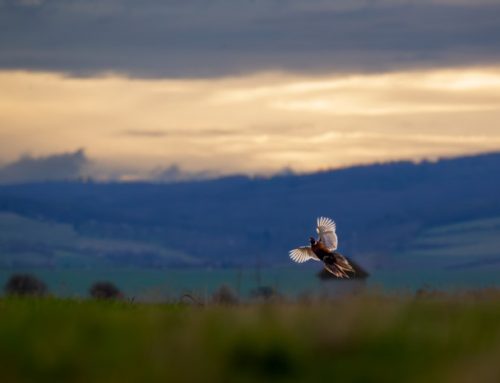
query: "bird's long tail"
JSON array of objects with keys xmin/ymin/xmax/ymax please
[
  {"xmin": 346, "ymin": 258, "xmax": 370, "ymax": 278},
  {"xmin": 324, "ymin": 252, "xmax": 366, "ymax": 279},
  {"xmin": 324, "ymin": 263, "xmax": 350, "ymax": 278}
]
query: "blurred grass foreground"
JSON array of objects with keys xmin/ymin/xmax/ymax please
[{"xmin": 1, "ymin": 294, "xmax": 500, "ymax": 383}]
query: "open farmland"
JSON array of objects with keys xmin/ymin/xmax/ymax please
[{"xmin": 1, "ymin": 294, "xmax": 500, "ymax": 383}]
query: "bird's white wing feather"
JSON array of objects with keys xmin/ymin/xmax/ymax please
[
  {"xmin": 316, "ymin": 216, "xmax": 338, "ymax": 251},
  {"xmin": 289, "ymin": 247, "xmax": 319, "ymax": 263}
]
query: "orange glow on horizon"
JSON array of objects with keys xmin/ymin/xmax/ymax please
[{"xmin": 1, "ymin": 67, "xmax": 500, "ymax": 175}]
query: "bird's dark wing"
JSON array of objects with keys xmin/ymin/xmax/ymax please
[
  {"xmin": 289, "ymin": 247, "xmax": 320, "ymax": 263},
  {"xmin": 316, "ymin": 217, "xmax": 338, "ymax": 251}
]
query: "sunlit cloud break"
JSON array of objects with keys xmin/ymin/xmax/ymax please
[{"xmin": 1, "ymin": 66, "xmax": 500, "ymax": 176}]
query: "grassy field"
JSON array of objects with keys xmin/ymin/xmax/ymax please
[
  {"xmin": 1, "ymin": 294, "xmax": 500, "ymax": 383},
  {"xmin": 3, "ymin": 266, "xmax": 500, "ymax": 300}
]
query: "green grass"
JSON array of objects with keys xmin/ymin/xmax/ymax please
[{"xmin": 1, "ymin": 295, "xmax": 500, "ymax": 383}]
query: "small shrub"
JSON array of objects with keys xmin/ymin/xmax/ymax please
[
  {"xmin": 89, "ymin": 281, "xmax": 123, "ymax": 300},
  {"xmin": 4, "ymin": 273, "xmax": 48, "ymax": 297},
  {"xmin": 212, "ymin": 285, "xmax": 239, "ymax": 305}
]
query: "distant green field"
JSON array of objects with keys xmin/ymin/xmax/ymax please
[
  {"xmin": 0, "ymin": 267, "xmax": 325, "ymax": 300},
  {"xmin": 2, "ymin": 266, "xmax": 500, "ymax": 300},
  {"xmin": 2, "ymin": 213, "xmax": 500, "ymax": 298},
  {"xmin": 1, "ymin": 295, "xmax": 500, "ymax": 383}
]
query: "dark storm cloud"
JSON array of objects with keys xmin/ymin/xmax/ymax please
[
  {"xmin": 1, "ymin": 0, "xmax": 500, "ymax": 77},
  {"xmin": 0, "ymin": 149, "xmax": 88, "ymax": 184}
]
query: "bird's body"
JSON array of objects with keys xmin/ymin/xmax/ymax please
[
  {"xmin": 310, "ymin": 239, "xmax": 331, "ymax": 260},
  {"xmin": 289, "ymin": 217, "xmax": 358, "ymax": 278}
]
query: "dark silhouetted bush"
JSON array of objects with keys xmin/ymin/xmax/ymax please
[
  {"xmin": 212, "ymin": 285, "xmax": 239, "ymax": 305},
  {"xmin": 89, "ymin": 281, "xmax": 123, "ymax": 300},
  {"xmin": 4, "ymin": 273, "xmax": 48, "ymax": 297}
]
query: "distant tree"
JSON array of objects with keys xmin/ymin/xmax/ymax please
[
  {"xmin": 89, "ymin": 281, "xmax": 123, "ymax": 300},
  {"xmin": 4, "ymin": 273, "xmax": 48, "ymax": 297},
  {"xmin": 211, "ymin": 285, "xmax": 239, "ymax": 305}
]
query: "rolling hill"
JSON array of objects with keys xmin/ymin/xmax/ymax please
[{"xmin": 0, "ymin": 152, "xmax": 499, "ymax": 270}]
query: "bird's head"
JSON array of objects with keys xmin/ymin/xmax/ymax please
[{"xmin": 309, "ymin": 237, "xmax": 316, "ymax": 246}]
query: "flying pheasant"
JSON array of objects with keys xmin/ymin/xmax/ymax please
[{"xmin": 289, "ymin": 217, "xmax": 356, "ymax": 278}]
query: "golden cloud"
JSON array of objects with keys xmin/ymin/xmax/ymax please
[{"xmin": 1, "ymin": 67, "xmax": 500, "ymax": 174}]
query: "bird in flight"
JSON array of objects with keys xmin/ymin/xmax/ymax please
[{"xmin": 289, "ymin": 217, "xmax": 355, "ymax": 278}]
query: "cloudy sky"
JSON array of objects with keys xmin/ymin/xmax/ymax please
[{"xmin": 1, "ymin": 0, "xmax": 500, "ymax": 179}]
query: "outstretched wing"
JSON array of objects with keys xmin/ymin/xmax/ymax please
[
  {"xmin": 316, "ymin": 216, "xmax": 338, "ymax": 251},
  {"xmin": 289, "ymin": 247, "xmax": 319, "ymax": 263}
]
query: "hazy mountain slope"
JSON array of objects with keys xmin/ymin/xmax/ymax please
[
  {"xmin": 392, "ymin": 216, "xmax": 500, "ymax": 270},
  {"xmin": 0, "ymin": 152, "xmax": 499, "ymax": 268},
  {"xmin": 0, "ymin": 213, "xmax": 197, "ymax": 268}
]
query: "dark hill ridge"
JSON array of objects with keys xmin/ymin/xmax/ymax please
[{"xmin": 0, "ymin": 152, "xmax": 499, "ymax": 268}]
